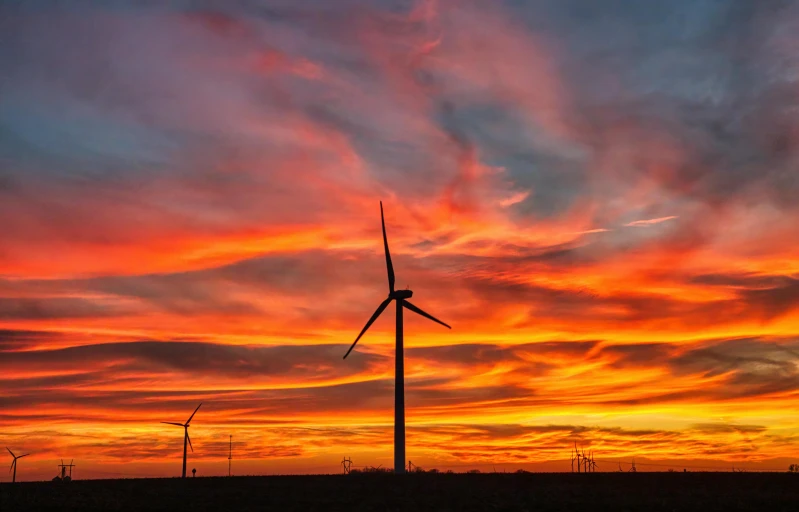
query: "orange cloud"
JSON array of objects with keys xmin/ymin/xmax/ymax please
[{"xmin": 2, "ymin": 0, "xmax": 799, "ymax": 481}]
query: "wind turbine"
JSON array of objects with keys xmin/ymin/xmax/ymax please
[
  {"xmin": 570, "ymin": 446, "xmax": 576, "ymax": 473},
  {"xmin": 161, "ymin": 403, "xmax": 202, "ymax": 478},
  {"xmin": 7, "ymin": 448, "xmax": 29, "ymax": 483},
  {"xmin": 343, "ymin": 201, "xmax": 451, "ymax": 474}
]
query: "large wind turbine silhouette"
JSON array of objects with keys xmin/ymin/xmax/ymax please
[
  {"xmin": 161, "ymin": 403, "xmax": 202, "ymax": 478},
  {"xmin": 343, "ymin": 201, "xmax": 451, "ymax": 474},
  {"xmin": 7, "ymin": 448, "xmax": 29, "ymax": 483}
]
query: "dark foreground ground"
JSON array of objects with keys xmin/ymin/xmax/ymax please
[{"xmin": 2, "ymin": 473, "xmax": 798, "ymax": 512}]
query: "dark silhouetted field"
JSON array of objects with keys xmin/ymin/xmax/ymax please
[{"xmin": 2, "ymin": 473, "xmax": 798, "ymax": 512}]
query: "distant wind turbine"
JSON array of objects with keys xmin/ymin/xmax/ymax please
[
  {"xmin": 343, "ymin": 201, "xmax": 451, "ymax": 474},
  {"xmin": 7, "ymin": 448, "xmax": 29, "ymax": 483},
  {"xmin": 161, "ymin": 403, "xmax": 202, "ymax": 478}
]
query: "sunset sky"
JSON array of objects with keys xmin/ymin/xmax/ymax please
[{"xmin": 2, "ymin": 0, "xmax": 799, "ymax": 481}]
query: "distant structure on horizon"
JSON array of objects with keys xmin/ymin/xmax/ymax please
[
  {"xmin": 343, "ymin": 201, "xmax": 452, "ymax": 474},
  {"xmin": 55, "ymin": 459, "xmax": 75, "ymax": 482},
  {"xmin": 160, "ymin": 403, "xmax": 202, "ymax": 478},
  {"xmin": 228, "ymin": 435, "xmax": 232, "ymax": 477},
  {"xmin": 616, "ymin": 460, "xmax": 637, "ymax": 472}
]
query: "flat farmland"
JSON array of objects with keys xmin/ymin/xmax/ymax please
[{"xmin": 2, "ymin": 473, "xmax": 798, "ymax": 512}]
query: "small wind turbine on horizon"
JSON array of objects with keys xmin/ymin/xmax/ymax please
[
  {"xmin": 343, "ymin": 201, "xmax": 451, "ymax": 474},
  {"xmin": 161, "ymin": 403, "xmax": 202, "ymax": 478},
  {"xmin": 7, "ymin": 447, "xmax": 29, "ymax": 483}
]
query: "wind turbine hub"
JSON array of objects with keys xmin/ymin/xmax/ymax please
[{"xmin": 391, "ymin": 289, "xmax": 413, "ymax": 300}]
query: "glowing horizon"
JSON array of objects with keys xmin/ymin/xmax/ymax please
[{"xmin": 2, "ymin": 0, "xmax": 799, "ymax": 481}]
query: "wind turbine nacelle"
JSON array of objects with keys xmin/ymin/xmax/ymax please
[{"xmin": 391, "ymin": 289, "xmax": 413, "ymax": 300}]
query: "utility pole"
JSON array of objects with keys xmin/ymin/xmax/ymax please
[{"xmin": 228, "ymin": 435, "xmax": 232, "ymax": 477}]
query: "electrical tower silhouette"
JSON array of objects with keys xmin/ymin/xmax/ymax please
[
  {"xmin": 57, "ymin": 459, "xmax": 75, "ymax": 481},
  {"xmin": 342, "ymin": 457, "xmax": 352, "ymax": 474}
]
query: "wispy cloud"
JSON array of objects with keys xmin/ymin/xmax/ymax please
[
  {"xmin": 624, "ymin": 216, "xmax": 679, "ymax": 227},
  {"xmin": 1, "ymin": 0, "xmax": 799, "ymax": 479}
]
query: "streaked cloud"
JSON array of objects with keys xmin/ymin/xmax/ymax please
[
  {"xmin": 625, "ymin": 216, "xmax": 679, "ymax": 227},
  {"xmin": 2, "ymin": 0, "xmax": 799, "ymax": 479}
]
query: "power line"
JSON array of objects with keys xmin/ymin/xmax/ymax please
[
  {"xmin": 592, "ymin": 458, "xmax": 787, "ymax": 472},
  {"xmin": 77, "ymin": 469, "xmax": 154, "ymax": 478},
  {"xmin": 22, "ymin": 458, "xmax": 791, "ymax": 481}
]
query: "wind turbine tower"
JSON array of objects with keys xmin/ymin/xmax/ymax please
[
  {"xmin": 161, "ymin": 403, "xmax": 202, "ymax": 478},
  {"xmin": 228, "ymin": 435, "xmax": 232, "ymax": 477},
  {"xmin": 343, "ymin": 202, "xmax": 452, "ymax": 474},
  {"xmin": 7, "ymin": 448, "xmax": 29, "ymax": 483}
]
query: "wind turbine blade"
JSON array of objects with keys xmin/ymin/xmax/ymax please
[
  {"xmin": 9, "ymin": 460, "xmax": 13, "ymax": 473},
  {"xmin": 403, "ymin": 301, "xmax": 451, "ymax": 329},
  {"xmin": 18, "ymin": 454, "xmax": 29, "ymax": 459},
  {"xmin": 380, "ymin": 201, "xmax": 395, "ymax": 293},
  {"xmin": 186, "ymin": 403, "xmax": 202, "ymax": 425},
  {"xmin": 6, "ymin": 447, "xmax": 14, "ymax": 457},
  {"xmin": 186, "ymin": 432, "xmax": 194, "ymax": 453},
  {"xmin": 161, "ymin": 422, "xmax": 185, "ymax": 427},
  {"xmin": 343, "ymin": 298, "xmax": 392, "ymax": 359}
]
